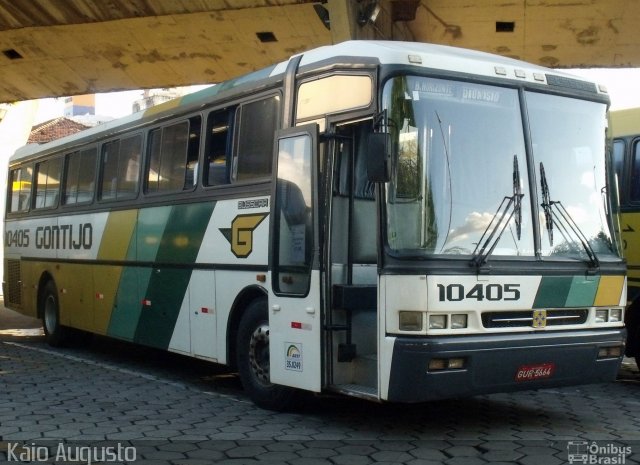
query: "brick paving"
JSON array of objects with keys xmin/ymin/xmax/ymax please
[{"xmin": 1, "ymin": 306, "xmax": 639, "ymax": 464}]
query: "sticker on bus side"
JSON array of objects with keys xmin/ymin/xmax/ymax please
[{"xmin": 285, "ymin": 343, "xmax": 303, "ymax": 372}]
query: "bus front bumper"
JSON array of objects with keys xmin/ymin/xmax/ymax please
[{"xmin": 386, "ymin": 328, "xmax": 626, "ymax": 403}]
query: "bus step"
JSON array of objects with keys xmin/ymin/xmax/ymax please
[{"xmin": 330, "ymin": 383, "xmax": 378, "ymax": 401}]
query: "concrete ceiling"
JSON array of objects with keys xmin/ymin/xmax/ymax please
[{"xmin": 0, "ymin": 0, "xmax": 638, "ymax": 104}]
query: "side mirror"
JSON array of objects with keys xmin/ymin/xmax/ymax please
[{"xmin": 367, "ymin": 132, "xmax": 391, "ymax": 183}]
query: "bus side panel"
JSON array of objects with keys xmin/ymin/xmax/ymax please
[
  {"xmin": 96, "ymin": 209, "xmax": 138, "ymax": 337},
  {"xmin": 57, "ymin": 263, "xmax": 94, "ymax": 331},
  {"xmin": 4, "ymin": 216, "xmax": 59, "ymax": 318},
  {"xmin": 167, "ymin": 194, "xmax": 271, "ymax": 361},
  {"xmin": 16, "ymin": 260, "xmax": 48, "ymax": 319},
  {"xmin": 620, "ymin": 211, "xmax": 640, "ymax": 302},
  {"xmin": 191, "ymin": 196, "xmax": 270, "ymax": 364},
  {"xmin": 133, "ymin": 202, "xmax": 215, "ymax": 350},
  {"xmin": 46, "ymin": 212, "xmax": 110, "ymax": 331},
  {"xmin": 188, "ymin": 270, "xmax": 217, "ymax": 359},
  {"xmin": 94, "ymin": 265, "xmax": 129, "ymax": 335}
]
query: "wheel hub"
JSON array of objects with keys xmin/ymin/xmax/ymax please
[
  {"xmin": 43, "ymin": 295, "xmax": 57, "ymax": 334},
  {"xmin": 248, "ymin": 323, "xmax": 270, "ymax": 385}
]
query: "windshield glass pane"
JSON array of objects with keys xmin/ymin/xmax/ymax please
[
  {"xmin": 526, "ymin": 92, "xmax": 619, "ymax": 260},
  {"xmin": 384, "ymin": 76, "xmax": 534, "ymax": 257}
]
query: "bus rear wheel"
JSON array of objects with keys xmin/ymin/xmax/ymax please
[
  {"xmin": 41, "ymin": 281, "xmax": 68, "ymax": 347},
  {"xmin": 236, "ymin": 297, "xmax": 298, "ymax": 410}
]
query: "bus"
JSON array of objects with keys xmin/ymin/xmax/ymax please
[
  {"xmin": 3, "ymin": 41, "xmax": 626, "ymax": 410},
  {"xmin": 611, "ymin": 107, "xmax": 640, "ymax": 368}
]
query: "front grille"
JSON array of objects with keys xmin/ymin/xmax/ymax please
[
  {"xmin": 6, "ymin": 259, "xmax": 22, "ymax": 306},
  {"xmin": 482, "ymin": 309, "xmax": 588, "ymax": 328}
]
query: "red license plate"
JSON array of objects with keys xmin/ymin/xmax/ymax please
[{"xmin": 515, "ymin": 362, "xmax": 556, "ymax": 382}]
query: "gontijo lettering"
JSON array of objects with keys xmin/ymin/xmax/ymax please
[
  {"xmin": 4, "ymin": 223, "xmax": 93, "ymax": 250},
  {"xmin": 35, "ymin": 223, "xmax": 93, "ymax": 250},
  {"xmin": 5, "ymin": 224, "xmax": 93, "ymax": 249}
]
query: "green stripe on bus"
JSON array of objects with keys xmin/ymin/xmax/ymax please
[
  {"xmin": 134, "ymin": 202, "xmax": 215, "ymax": 349},
  {"xmin": 533, "ymin": 276, "xmax": 600, "ymax": 308},
  {"xmin": 533, "ymin": 276, "xmax": 573, "ymax": 308},
  {"xmin": 565, "ymin": 276, "xmax": 599, "ymax": 307},
  {"xmin": 107, "ymin": 266, "xmax": 146, "ymax": 340},
  {"xmin": 137, "ymin": 206, "xmax": 172, "ymax": 261},
  {"xmin": 108, "ymin": 217, "xmax": 142, "ymax": 339},
  {"xmin": 105, "ymin": 208, "xmax": 160, "ymax": 340}
]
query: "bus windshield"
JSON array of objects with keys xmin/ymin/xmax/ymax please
[{"xmin": 383, "ymin": 75, "xmax": 620, "ymax": 262}]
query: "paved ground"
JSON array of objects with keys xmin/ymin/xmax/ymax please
[{"xmin": 1, "ymin": 303, "xmax": 640, "ymax": 465}]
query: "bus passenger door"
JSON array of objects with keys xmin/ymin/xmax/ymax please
[
  {"xmin": 268, "ymin": 124, "xmax": 322, "ymax": 392},
  {"xmin": 326, "ymin": 121, "xmax": 379, "ymax": 398}
]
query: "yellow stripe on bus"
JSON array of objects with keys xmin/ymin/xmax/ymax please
[
  {"xmin": 143, "ymin": 97, "xmax": 182, "ymax": 118},
  {"xmin": 97, "ymin": 210, "xmax": 137, "ymax": 260},
  {"xmin": 593, "ymin": 275, "xmax": 625, "ymax": 306}
]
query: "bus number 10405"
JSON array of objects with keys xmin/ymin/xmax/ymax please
[{"xmin": 437, "ymin": 283, "xmax": 521, "ymax": 302}]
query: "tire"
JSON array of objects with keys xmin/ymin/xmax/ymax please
[
  {"xmin": 625, "ymin": 301, "xmax": 640, "ymax": 360},
  {"xmin": 41, "ymin": 280, "xmax": 68, "ymax": 347},
  {"xmin": 236, "ymin": 297, "xmax": 298, "ymax": 410}
]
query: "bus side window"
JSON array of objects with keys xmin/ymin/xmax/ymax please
[
  {"xmin": 99, "ymin": 135, "xmax": 141, "ymax": 201},
  {"xmin": 7, "ymin": 165, "xmax": 33, "ymax": 213},
  {"xmin": 234, "ymin": 95, "xmax": 280, "ymax": 182},
  {"xmin": 146, "ymin": 116, "xmax": 201, "ymax": 194},
  {"xmin": 184, "ymin": 116, "xmax": 201, "ymax": 190},
  {"xmin": 64, "ymin": 147, "xmax": 97, "ymax": 205},
  {"xmin": 147, "ymin": 122, "xmax": 187, "ymax": 193},
  {"xmin": 631, "ymin": 141, "xmax": 640, "ymax": 203},
  {"xmin": 204, "ymin": 108, "xmax": 234, "ymax": 187},
  {"xmin": 34, "ymin": 157, "xmax": 62, "ymax": 209}
]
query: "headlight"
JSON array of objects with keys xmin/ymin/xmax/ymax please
[
  {"xmin": 399, "ymin": 311, "xmax": 423, "ymax": 331},
  {"xmin": 595, "ymin": 309, "xmax": 608, "ymax": 323},
  {"xmin": 609, "ymin": 308, "xmax": 623, "ymax": 323},
  {"xmin": 428, "ymin": 314, "xmax": 447, "ymax": 329},
  {"xmin": 451, "ymin": 314, "xmax": 468, "ymax": 329}
]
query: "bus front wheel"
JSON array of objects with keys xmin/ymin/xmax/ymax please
[
  {"xmin": 625, "ymin": 301, "xmax": 640, "ymax": 371},
  {"xmin": 41, "ymin": 281, "xmax": 68, "ymax": 347},
  {"xmin": 236, "ymin": 297, "xmax": 298, "ymax": 410}
]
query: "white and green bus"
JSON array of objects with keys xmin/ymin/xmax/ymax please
[{"xmin": 3, "ymin": 41, "xmax": 626, "ymax": 409}]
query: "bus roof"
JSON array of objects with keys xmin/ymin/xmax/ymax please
[
  {"xmin": 11, "ymin": 40, "xmax": 605, "ymax": 165},
  {"xmin": 284, "ymin": 40, "xmax": 572, "ymax": 82},
  {"xmin": 611, "ymin": 107, "xmax": 640, "ymax": 138}
]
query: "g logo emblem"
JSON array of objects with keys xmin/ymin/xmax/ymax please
[{"xmin": 220, "ymin": 213, "xmax": 268, "ymax": 258}]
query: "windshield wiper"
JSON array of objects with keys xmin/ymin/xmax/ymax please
[
  {"xmin": 470, "ymin": 155, "xmax": 524, "ymax": 268},
  {"xmin": 539, "ymin": 162, "xmax": 600, "ymax": 269}
]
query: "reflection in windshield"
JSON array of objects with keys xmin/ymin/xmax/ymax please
[
  {"xmin": 526, "ymin": 92, "xmax": 618, "ymax": 260},
  {"xmin": 471, "ymin": 155, "xmax": 525, "ymax": 267},
  {"xmin": 384, "ymin": 76, "xmax": 533, "ymax": 257},
  {"xmin": 383, "ymin": 76, "xmax": 620, "ymax": 262}
]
